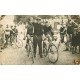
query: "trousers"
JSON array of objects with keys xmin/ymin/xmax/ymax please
[{"xmin": 33, "ymin": 35, "xmax": 42, "ymax": 58}]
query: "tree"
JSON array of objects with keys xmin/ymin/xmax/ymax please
[
  {"xmin": 71, "ymin": 15, "xmax": 80, "ymax": 24},
  {"xmin": 38, "ymin": 15, "xmax": 54, "ymax": 19},
  {"xmin": 14, "ymin": 15, "xmax": 38, "ymax": 25}
]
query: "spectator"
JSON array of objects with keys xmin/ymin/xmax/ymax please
[
  {"xmin": 0, "ymin": 24, "xmax": 5, "ymax": 52},
  {"xmin": 5, "ymin": 24, "xmax": 11, "ymax": 47},
  {"xmin": 10, "ymin": 26, "xmax": 14, "ymax": 45},
  {"xmin": 60, "ymin": 24, "xmax": 66, "ymax": 43},
  {"xmin": 76, "ymin": 25, "xmax": 80, "ymax": 54},
  {"xmin": 13, "ymin": 26, "xmax": 18, "ymax": 42}
]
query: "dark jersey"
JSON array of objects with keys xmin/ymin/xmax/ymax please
[
  {"xmin": 43, "ymin": 25, "xmax": 53, "ymax": 35},
  {"xmin": 60, "ymin": 27, "xmax": 66, "ymax": 35},
  {"xmin": 27, "ymin": 23, "xmax": 33, "ymax": 35}
]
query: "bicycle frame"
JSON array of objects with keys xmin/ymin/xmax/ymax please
[{"xmin": 26, "ymin": 36, "xmax": 34, "ymax": 63}]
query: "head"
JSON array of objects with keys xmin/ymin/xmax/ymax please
[
  {"xmin": 29, "ymin": 17, "xmax": 33, "ymax": 22},
  {"xmin": 36, "ymin": 18, "xmax": 41, "ymax": 24},
  {"xmin": 68, "ymin": 19, "xmax": 71, "ymax": 22},
  {"xmin": 54, "ymin": 36, "xmax": 57, "ymax": 41}
]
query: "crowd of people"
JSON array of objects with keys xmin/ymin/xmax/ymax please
[
  {"xmin": 0, "ymin": 24, "xmax": 18, "ymax": 52},
  {"xmin": 0, "ymin": 17, "xmax": 80, "ymax": 58},
  {"xmin": 25, "ymin": 17, "xmax": 54, "ymax": 58},
  {"xmin": 60, "ymin": 19, "xmax": 80, "ymax": 54}
]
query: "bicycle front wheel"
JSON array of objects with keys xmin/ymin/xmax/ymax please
[{"xmin": 48, "ymin": 43, "xmax": 59, "ymax": 63}]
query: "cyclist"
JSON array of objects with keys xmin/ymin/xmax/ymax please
[
  {"xmin": 43, "ymin": 21, "xmax": 54, "ymax": 56},
  {"xmin": 5, "ymin": 24, "xmax": 11, "ymax": 47}
]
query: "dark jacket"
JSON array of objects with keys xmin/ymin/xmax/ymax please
[
  {"xmin": 67, "ymin": 26, "xmax": 74, "ymax": 35},
  {"xmin": 76, "ymin": 32, "xmax": 80, "ymax": 45},
  {"xmin": 43, "ymin": 25, "xmax": 53, "ymax": 35},
  {"xmin": 27, "ymin": 23, "xmax": 33, "ymax": 35},
  {"xmin": 60, "ymin": 27, "xmax": 66, "ymax": 35},
  {"xmin": 33, "ymin": 23, "xmax": 43, "ymax": 36},
  {"xmin": 67, "ymin": 22, "xmax": 77, "ymax": 35}
]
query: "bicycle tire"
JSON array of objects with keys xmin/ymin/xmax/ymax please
[
  {"xmin": 26, "ymin": 41, "xmax": 34, "ymax": 63},
  {"xmin": 48, "ymin": 43, "xmax": 59, "ymax": 63}
]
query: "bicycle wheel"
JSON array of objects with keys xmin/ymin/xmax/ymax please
[
  {"xmin": 48, "ymin": 43, "xmax": 59, "ymax": 63},
  {"xmin": 42, "ymin": 41, "xmax": 49, "ymax": 57},
  {"xmin": 15, "ymin": 38, "xmax": 23, "ymax": 48},
  {"xmin": 43, "ymin": 47, "xmax": 47, "ymax": 57},
  {"xmin": 26, "ymin": 42, "xmax": 34, "ymax": 63}
]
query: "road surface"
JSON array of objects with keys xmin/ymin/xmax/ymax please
[{"xmin": 0, "ymin": 39, "xmax": 80, "ymax": 65}]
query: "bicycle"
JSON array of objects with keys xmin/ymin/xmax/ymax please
[
  {"xmin": 42, "ymin": 36, "xmax": 59, "ymax": 63},
  {"xmin": 14, "ymin": 38, "xmax": 23, "ymax": 48},
  {"xmin": 25, "ymin": 35, "xmax": 34, "ymax": 63},
  {"xmin": 12, "ymin": 35, "xmax": 23, "ymax": 48}
]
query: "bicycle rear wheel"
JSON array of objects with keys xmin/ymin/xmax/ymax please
[{"xmin": 48, "ymin": 43, "xmax": 59, "ymax": 63}]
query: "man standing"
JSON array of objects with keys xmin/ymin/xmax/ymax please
[
  {"xmin": 12, "ymin": 26, "xmax": 18, "ymax": 42},
  {"xmin": 60, "ymin": 24, "xmax": 66, "ymax": 43},
  {"xmin": 33, "ymin": 18, "xmax": 43, "ymax": 58},
  {"xmin": 64, "ymin": 19, "xmax": 77, "ymax": 51},
  {"xmin": 5, "ymin": 24, "xmax": 11, "ymax": 47},
  {"xmin": 67, "ymin": 20, "xmax": 75, "ymax": 42}
]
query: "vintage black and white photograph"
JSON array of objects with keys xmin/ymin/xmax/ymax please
[{"xmin": 0, "ymin": 15, "xmax": 80, "ymax": 65}]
